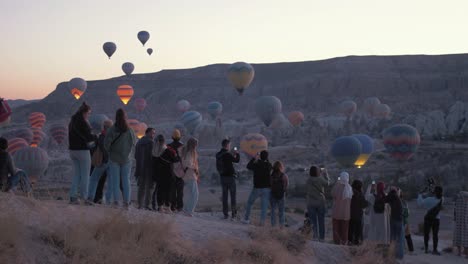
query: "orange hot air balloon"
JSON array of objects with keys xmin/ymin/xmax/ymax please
[
  {"xmin": 137, "ymin": 122, "xmax": 148, "ymax": 139},
  {"xmin": 28, "ymin": 112, "xmax": 46, "ymax": 128},
  {"xmin": 31, "ymin": 127, "xmax": 46, "ymax": 147},
  {"xmin": 7, "ymin": 138, "xmax": 28, "ymax": 155},
  {"xmin": 240, "ymin": 133, "xmax": 268, "ymax": 157},
  {"xmin": 68, "ymin": 78, "xmax": 87, "ymax": 100},
  {"xmin": 288, "ymin": 111, "xmax": 304, "ymax": 127},
  {"xmin": 117, "ymin": 84, "xmax": 134, "ymax": 105}
]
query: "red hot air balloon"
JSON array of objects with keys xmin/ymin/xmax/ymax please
[
  {"xmin": 13, "ymin": 146, "xmax": 49, "ymax": 184},
  {"xmin": 134, "ymin": 98, "xmax": 147, "ymax": 112},
  {"xmin": 29, "ymin": 112, "xmax": 46, "ymax": 128},
  {"xmin": 382, "ymin": 124, "xmax": 420, "ymax": 161},
  {"xmin": 288, "ymin": 111, "xmax": 304, "ymax": 127},
  {"xmin": 7, "ymin": 138, "xmax": 28, "ymax": 156},
  {"xmin": 117, "ymin": 85, "xmax": 134, "ymax": 105},
  {"xmin": 49, "ymin": 124, "xmax": 67, "ymax": 144},
  {"xmin": 31, "ymin": 127, "xmax": 46, "ymax": 147}
]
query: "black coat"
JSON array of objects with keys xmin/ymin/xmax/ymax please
[
  {"xmin": 134, "ymin": 136, "xmax": 154, "ymax": 180},
  {"xmin": 384, "ymin": 190, "xmax": 404, "ymax": 222},
  {"xmin": 68, "ymin": 114, "xmax": 95, "ymax": 150},
  {"xmin": 216, "ymin": 149, "xmax": 240, "ymax": 177},
  {"xmin": 350, "ymin": 190, "xmax": 369, "ymax": 221},
  {"xmin": 247, "ymin": 159, "xmax": 272, "ymax": 189},
  {"xmin": 155, "ymin": 147, "xmax": 178, "ymax": 183}
]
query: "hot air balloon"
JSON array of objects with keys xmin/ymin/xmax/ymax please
[
  {"xmin": 363, "ymin": 97, "xmax": 381, "ymax": 116},
  {"xmin": 339, "ymin": 100, "xmax": 357, "ymax": 118},
  {"xmin": 147, "ymin": 48, "xmax": 153, "ymax": 56},
  {"xmin": 49, "ymin": 124, "xmax": 67, "ymax": 144},
  {"xmin": 137, "ymin": 31, "xmax": 150, "ymax": 46},
  {"xmin": 128, "ymin": 119, "xmax": 140, "ymax": 132},
  {"xmin": 28, "ymin": 112, "xmax": 46, "ymax": 128},
  {"xmin": 374, "ymin": 104, "xmax": 391, "ymax": 119},
  {"xmin": 136, "ymin": 122, "xmax": 148, "ymax": 139},
  {"xmin": 103, "ymin": 42, "xmax": 117, "ymax": 59},
  {"xmin": 89, "ymin": 114, "xmax": 109, "ymax": 131},
  {"xmin": 122, "ymin": 62, "xmax": 135, "ymax": 76},
  {"xmin": 227, "ymin": 62, "xmax": 255, "ymax": 95},
  {"xmin": 288, "ymin": 111, "xmax": 304, "ymax": 127},
  {"xmin": 180, "ymin": 111, "xmax": 202, "ymax": 135},
  {"xmin": 68, "ymin": 77, "xmax": 87, "ymax": 100},
  {"xmin": 7, "ymin": 138, "xmax": 28, "ymax": 156},
  {"xmin": 117, "ymin": 84, "xmax": 134, "ymax": 105},
  {"xmin": 3, "ymin": 128, "xmax": 33, "ymax": 144},
  {"xmin": 176, "ymin": 100, "xmax": 191, "ymax": 113},
  {"xmin": 240, "ymin": 133, "xmax": 268, "ymax": 157},
  {"xmin": 31, "ymin": 127, "xmax": 46, "ymax": 147},
  {"xmin": 270, "ymin": 113, "xmax": 292, "ymax": 129},
  {"xmin": 13, "ymin": 146, "xmax": 49, "ymax": 184},
  {"xmin": 207, "ymin": 101, "xmax": 223, "ymax": 119},
  {"xmin": 331, "ymin": 136, "xmax": 362, "ymax": 168},
  {"xmin": 351, "ymin": 134, "xmax": 374, "ymax": 168},
  {"xmin": 255, "ymin": 96, "xmax": 282, "ymax": 127},
  {"xmin": 382, "ymin": 124, "xmax": 420, "ymax": 161},
  {"xmin": 0, "ymin": 98, "xmax": 12, "ymax": 126},
  {"xmin": 134, "ymin": 98, "xmax": 147, "ymax": 112}
]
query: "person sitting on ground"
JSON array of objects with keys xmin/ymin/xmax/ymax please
[
  {"xmin": 418, "ymin": 185, "xmax": 444, "ymax": 255},
  {"xmin": 243, "ymin": 150, "xmax": 272, "ymax": 226},
  {"xmin": 348, "ymin": 179, "xmax": 368, "ymax": 245},
  {"xmin": 306, "ymin": 165, "xmax": 329, "ymax": 241},
  {"xmin": 135, "ymin": 127, "xmax": 156, "ymax": 210},
  {"xmin": 331, "ymin": 171, "xmax": 353, "ymax": 245},
  {"xmin": 270, "ymin": 161, "xmax": 289, "ymax": 228},
  {"xmin": 216, "ymin": 139, "xmax": 240, "ymax": 220}
]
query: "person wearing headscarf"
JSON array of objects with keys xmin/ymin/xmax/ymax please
[
  {"xmin": 331, "ymin": 171, "xmax": 353, "ymax": 245},
  {"xmin": 453, "ymin": 191, "xmax": 468, "ymax": 258},
  {"xmin": 365, "ymin": 181, "xmax": 390, "ymax": 244}
]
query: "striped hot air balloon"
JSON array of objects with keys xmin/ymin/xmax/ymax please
[
  {"xmin": 31, "ymin": 127, "xmax": 46, "ymax": 147},
  {"xmin": 382, "ymin": 124, "xmax": 420, "ymax": 161},
  {"xmin": 127, "ymin": 119, "xmax": 140, "ymax": 135},
  {"xmin": 134, "ymin": 98, "xmax": 147, "ymax": 112},
  {"xmin": 117, "ymin": 84, "xmax": 134, "ymax": 105},
  {"xmin": 68, "ymin": 77, "xmax": 87, "ymax": 100},
  {"xmin": 207, "ymin": 101, "xmax": 222, "ymax": 119},
  {"xmin": 49, "ymin": 124, "xmax": 67, "ymax": 144},
  {"xmin": 180, "ymin": 111, "xmax": 202, "ymax": 135},
  {"xmin": 28, "ymin": 112, "xmax": 46, "ymax": 128},
  {"xmin": 288, "ymin": 111, "xmax": 304, "ymax": 127},
  {"xmin": 351, "ymin": 134, "xmax": 374, "ymax": 168},
  {"xmin": 227, "ymin": 62, "xmax": 255, "ymax": 95},
  {"xmin": 0, "ymin": 98, "xmax": 12, "ymax": 125},
  {"xmin": 14, "ymin": 146, "xmax": 49, "ymax": 184},
  {"xmin": 240, "ymin": 133, "xmax": 268, "ymax": 157},
  {"xmin": 3, "ymin": 128, "xmax": 33, "ymax": 144},
  {"xmin": 176, "ymin": 100, "xmax": 191, "ymax": 113},
  {"xmin": 331, "ymin": 136, "xmax": 362, "ymax": 168},
  {"xmin": 7, "ymin": 138, "xmax": 28, "ymax": 156},
  {"xmin": 339, "ymin": 100, "xmax": 357, "ymax": 118}
]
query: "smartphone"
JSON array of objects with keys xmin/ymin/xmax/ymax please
[
  {"xmin": 234, "ymin": 147, "xmax": 237, "ymax": 151},
  {"xmin": 338, "ymin": 177, "xmax": 341, "ymax": 181},
  {"xmin": 372, "ymin": 180, "xmax": 376, "ymax": 185}
]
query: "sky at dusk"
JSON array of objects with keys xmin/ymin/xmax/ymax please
[{"xmin": 1, "ymin": 0, "xmax": 467, "ymax": 100}]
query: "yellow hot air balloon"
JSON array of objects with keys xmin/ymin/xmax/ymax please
[
  {"xmin": 117, "ymin": 84, "xmax": 134, "ymax": 105},
  {"xmin": 240, "ymin": 133, "xmax": 268, "ymax": 157},
  {"xmin": 68, "ymin": 78, "xmax": 87, "ymax": 100}
]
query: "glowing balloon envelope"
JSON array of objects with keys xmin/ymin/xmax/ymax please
[
  {"xmin": 207, "ymin": 101, "xmax": 223, "ymax": 119},
  {"xmin": 180, "ymin": 111, "xmax": 202, "ymax": 135},
  {"xmin": 7, "ymin": 138, "xmax": 28, "ymax": 156},
  {"xmin": 227, "ymin": 62, "xmax": 255, "ymax": 95},
  {"xmin": 351, "ymin": 134, "xmax": 374, "ymax": 168},
  {"xmin": 31, "ymin": 127, "xmax": 46, "ymax": 147},
  {"xmin": 117, "ymin": 84, "xmax": 134, "ymax": 105},
  {"xmin": 122, "ymin": 62, "xmax": 135, "ymax": 77},
  {"xmin": 147, "ymin": 48, "xmax": 153, "ymax": 56},
  {"xmin": 0, "ymin": 98, "xmax": 12, "ymax": 125},
  {"xmin": 68, "ymin": 77, "xmax": 87, "ymax": 100},
  {"xmin": 49, "ymin": 124, "xmax": 67, "ymax": 144},
  {"xmin": 331, "ymin": 136, "xmax": 362, "ymax": 168},
  {"xmin": 340, "ymin": 100, "xmax": 357, "ymax": 117},
  {"xmin": 134, "ymin": 98, "xmax": 147, "ymax": 112},
  {"xmin": 102, "ymin": 42, "xmax": 117, "ymax": 59},
  {"xmin": 255, "ymin": 96, "xmax": 282, "ymax": 127},
  {"xmin": 240, "ymin": 133, "xmax": 268, "ymax": 157},
  {"xmin": 288, "ymin": 111, "xmax": 304, "ymax": 127},
  {"xmin": 136, "ymin": 122, "xmax": 148, "ymax": 139},
  {"xmin": 382, "ymin": 124, "xmax": 420, "ymax": 161},
  {"xmin": 13, "ymin": 146, "xmax": 49, "ymax": 183},
  {"xmin": 137, "ymin": 31, "xmax": 150, "ymax": 46},
  {"xmin": 177, "ymin": 100, "xmax": 191, "ymax": 113},
  {"xmin": 28, "ymin": 112, "xmax": 46, "ymax": 128}
]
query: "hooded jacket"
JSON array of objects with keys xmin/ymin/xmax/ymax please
[
  {"xmin": 246, "ymin": 158, "xmax": 272, "ymax": 188},
  {"xmin": 216, "ymin": 149, "xmax": 240, "ymax": 177}
]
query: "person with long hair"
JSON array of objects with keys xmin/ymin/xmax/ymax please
[
  {"xmin": 153, "ymin": 134, "xmax": 178, "ymax": 213},
  {"xmin": 181, "ymin": 137, "xmax": 199, "ymax": 216},
  {"xmin": 349, "ymin": 180, "xmax": 368, "ymax": 245},
  {"xmin": 401, "ymin": 190, "xmax": 414, "ymax": 254},
  {"xmin": 104, "ymin": 108, "xmax": 136, "ymax": 208},
  {"xmin": 68, "ymin": 102, "xmax": 96, "ymax": 205},
  {"xmin": 306, "ymin": 165, "xmax": 329, "ymax": 241},
  {"xmin": 365, "ymin": 181, "xmax": 390, "ymax": 244},
  {"xmin": 331, "ymin": 171, "xmax": 353, "ymax": 245},
  {"xmin": 168, "ymin": 129, "xmax": 184, "ymax": 212},
  {"xmin": 418, "ymin": 185, "xmax": 444, "ymax": 255},
  {"xmin": 270, "ymin": 161, "xmax": 289, "ymax": 227}
]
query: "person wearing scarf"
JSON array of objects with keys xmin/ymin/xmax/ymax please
[
  {"xmin": 331, "ymin": 171, "xmax": 353, "ymax": 245},
  {"xmin": 365, "ymin": 181, "xmax": 391, "ymax": 244}
]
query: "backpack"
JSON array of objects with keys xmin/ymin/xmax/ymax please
[
  {"xmin": 271, "ymin": 172, "xmax": 286, "ymax": 200},
  {"xmin": 216, "ymin": 151, "xmax": 226, "ymax": 175},
  {"xmin": 373, "ymin": 194, "xmax": 385, "ymax": 214}
]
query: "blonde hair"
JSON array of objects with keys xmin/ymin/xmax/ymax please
[
  {"xmin": 182, "ymin": 137, "xmax": 198, "ymax": 159},
  {"xmin": 273, "ymin": 161, "xmax": 284, "ymax": 172}
]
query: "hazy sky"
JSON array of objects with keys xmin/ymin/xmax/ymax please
[{"xmin": 1, "ymin": 0, "xmax": 467, "ymax": 99}]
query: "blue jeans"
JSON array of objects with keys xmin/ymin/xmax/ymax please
[
  {"xmin": 109, "ymin": 161, "xmax": 131, "ymax": 204},
  {"xmin": 7, "ymin": 170, "xmax": 31, "ymax": 192},
  {"xmin": 183, "ymin": 179, "xmax": 199, "ymax": 214},
  {"xmin": 308, "ymin": 204, "xmax": 326, "ymax": 240},
  {"xmin": 69, "ymin": 150, "xmax": 91, "ymax": 200},
  {"xmin": 244, "ymin": 188, "xmax": 271, "ymax": 225},
  {"xmin": 88, "ymin": 163, "xmax": 112, "ymax": 202},
  {"xmin": 390, "ymin": 219, "xmax": 404, "ymax": 259},
  {"xmin": 270, "ymin": 197, "xmax": 285, "ymax": 227}
]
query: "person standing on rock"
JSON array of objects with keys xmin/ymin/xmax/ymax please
[
  {"xmin": 348, "ymin": 179, "xmax": 368, "ymax": 245},
  {"xmin": 270, "ymin": 161, "xmax": 288, "ymax": 228},
  {"xmin": 168, "ymin": 129, "xmax": 184, "ymax": 212},
  {"xmin": 418, "ymin": 185, "xmax": 444, "ymax": 255},
  {"xmin": 181, "ymin": 138, "xmax": 200, "ymax": 217},
  {"xmin": 306, "ymin": 165, "xmax": 330, "ymax": 241},
  {"xmin": 68, "ymin": 102, "xmax": 97, "ymax": 205},
  {"xmin": 153, "ymin": 134, "xmax": 178, "ymax": 213},
  {"xmin": 216, "ymin": 139, "xmax": 240, "ymax": 219},
  {"xmin": 331, "ymin": 171, "xmax": 353, "ymax": 245},
  {"xmin": 243, "ymin": 150, "xmax": 272, "ymax": 226},
  {"xmin": 104, "ymin": 108, "xmax": 136, "ymax": 209},
  {"xmin": 365, "ymin": 181, "xmax": 390, "ymax": 245},
  {"xmin": 135, "ymin": 127, "xmax": 156, "ymax": 210}
]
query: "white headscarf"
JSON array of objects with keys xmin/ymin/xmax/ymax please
[{"xmin": 339, "ymin": 171, "xmax": 353, "ymax": 200}]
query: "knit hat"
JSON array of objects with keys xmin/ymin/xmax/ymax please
[{"xmin": 172, "ymin": 129, "xmax": 181, "ymax": 140}]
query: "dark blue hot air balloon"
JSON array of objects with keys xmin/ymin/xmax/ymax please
[{"xmin": 331, "ymin": 136, "xmax": 362, "ymax": 168}]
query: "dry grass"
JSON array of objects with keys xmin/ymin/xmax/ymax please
[
  {"xmin": 348, "ymin": 242, "xmax": 397, "ymax": 264},
  {"xmin": 0, "ymin": 216, "xmax": 24, "ymax": 263}
]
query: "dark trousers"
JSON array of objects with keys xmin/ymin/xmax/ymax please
[
  {"xmin": 332, "ymin": 219, "xmax": 349, "ymax": 245},
  {"xmin": 221, "ymin": 176, "xmax": 237, "ymax": 217},
  {"xmin": 424, "ymin": 218, "xmax": 440, "ymax": 252},
  {"xmin": 137, "ymin": 175, "xmax": 155, "ymax": 209},
  {"xmin": 93, "ymin": 171, "xmax": 123, "ymax": 203},
  {"xmin": 171, "ymin": 177, "xmax": 184, "ymax": 211},
  {"xmin": 348, "ymin": 218, "xmax": 363, "ymax": 245},
  {"xmin": 158, "ymin": 177, "xmax": 174, "ymax": 207}
]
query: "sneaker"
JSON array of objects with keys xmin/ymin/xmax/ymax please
[
  {"xmin": 69, "ymin": 198, "xmax": 80, "ymax": 205},
  {"xmin": 222, "ymin": 215, "xmax": 229, "ymax": 220},
  {"xmin": 123, "ymin": 202, "xmax": 130, "ymax": 210},
  {"xmin": 84, "ymin": 200, "xmax": 94, "ymax": 206},
  {"xmin": 432, "ymin": 250, "xmax": 441, "ymax": 256},
  {"xmin": 144, "ymin": 207, "xmax": 152, "ymax": 211},
  {"xmin": 241, "ymin": 219, "xmax": 250, "ymax": 225}
]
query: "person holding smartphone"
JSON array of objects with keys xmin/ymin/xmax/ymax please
[
  {"xmin": 306, "ymin": 165, "xmax": 330, "ymax": 241},
  {"xmin": 216, "ymin": 139, "xmax": 240, "ymax": 219}
]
